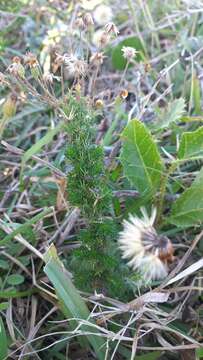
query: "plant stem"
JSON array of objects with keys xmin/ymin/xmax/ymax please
[
  {"xmin": 156, "ymin": 161, "xmax": 178, "ymax": 226},
  {"xmin": 127, "ymin": 0, "xmax": 148, "ymax": 56}
]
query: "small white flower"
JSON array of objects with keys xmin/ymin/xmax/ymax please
[
  {"xmin": 121, "ymin": 46, "xmax": 139, "ymax": 61},
  {"xmin": 118, "ymin": 207, "xmax": 174, "ymax": 281},
  {"xmin": 93, "ymin": 5, "xmax": 113, "ymax": 26}
]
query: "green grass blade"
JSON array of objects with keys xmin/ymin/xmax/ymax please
[
  {"xmin": 0, "ymin": 316, "xmax": 8, "ymax": 360},
  {"xmin": 44, "ymin": 245, "xmax": 106, "ymax": 360},
  {"xmin": 20, "ymin": 121, "xmax": 64, "ymax": 187}
]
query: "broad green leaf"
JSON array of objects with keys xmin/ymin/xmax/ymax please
[
  {"xmin": 152, "ymin": 98, "xmax": 185, "ymax": 130},
  {"xmin": 7, "ymin": 274, "xmax": 24, "ymax": 286},
  {"xmin": 178, "ymin": 125, "xmax": 203, "ymax": 159},
  {"xmin": 44, "ymin": 245, "xmax": 106, "ymax": 360},
  {"xmin": 112, "ymin": 37, "xmax": 145, "ymax": 70},
  {"xmin": 0, "ymin": 316, "xmax": 8, "ymax": 360},
  {"xmin": 120, "ymin": 119, "xmax": 164, "ymax": 196},
  {"xmin": 20, "ymin": 121, "xmax": 64, "ymax": 185},
  {"xmin": 168, "ymin": 168, "xmax": 203, "ymax": 227}
]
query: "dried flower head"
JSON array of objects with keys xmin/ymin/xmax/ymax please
[
  {"xmin": 12, "ymin": 56, "xmax": 21, "ymax": 64},
  {"xmin": 118, "ymin": 207, "xmax": 174, "ymax": 281},
  {"xmin": 93, "ymin": 4, "xmax": 113, "ymax": 25},
  {"xmin": 24, "ymin": 52, "xmax": 38, "ymax": 68},
  {"xmin": 64, "ymin": 54, "xmax": 87, "ymax": 77},
  {"xmin": 104, "ymin": 22, "xmax": 119, "ymax": 36},
  {"xmin": 121, "ymin": 46, "xmax": 139, "ymax": 61},
  {"xmin": 54, "ymin": 52, "xmax": 67, "ymax": 68},
  {"xmin": 90, "ymin": 52, "xmax": 105, "ymax": 66},
  {"xmin": 7, "ymin": 61, "xmax": 25, "ymax": 78},
  {"xmin": 83, "ymin": 12, "xmax": 94, "ymax": 28}
]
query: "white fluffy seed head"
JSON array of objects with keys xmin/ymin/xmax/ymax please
[{"xmin": 118, "ymin": 207, "xmax": 169, "ymax": 281}]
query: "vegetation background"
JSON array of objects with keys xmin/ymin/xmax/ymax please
[{"xmin": 0, "ymin": 0, "xmax": 203, "ymax": 359}]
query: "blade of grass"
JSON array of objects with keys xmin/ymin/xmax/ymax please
[
  {"xmin": 0, "ymin": 316, "xmax": 8, "ymax": 360},
  {"xmin": 20, "ymin": 121, "xmax": 64, "ymax": 187},
  {"xmin": 44, "ymin": 245, "xmax": 106, "ymax": 360},
  {"xmin": 0, "ymin": 207, "xmax": 52, "ymax": 246}
]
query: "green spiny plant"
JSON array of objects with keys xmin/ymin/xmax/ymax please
[{"xmin": 63, "ymin": 94, "xmax": 127, "ymax": 296}]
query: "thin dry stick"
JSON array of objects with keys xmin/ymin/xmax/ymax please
[
  {"xmin": 160, "ymin": 229, "xmax": 203, "ymax": 289},
  {"xmin": 1, "ymin": 140, "xmax": 66, "ymax": 177},
  {"xmin": 0, "ymin": 217, "xmax": 44, "ymax": 260}
]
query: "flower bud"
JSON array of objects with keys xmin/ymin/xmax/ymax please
[
  {"xmin": 95, "ymin": 99, "xmax": 104, "ymax": 109},
  {"xmin": 104, "ymin": 22, "xmax": 119, "ymax": 36},
  {"xmin": 99, "ymin": 31, "xmax": 110, "ymax": 47},
  {"xmin": 24, "ymin": 52, "xmax": 38, "ymax": 68},
  {"xmin": 7, "ymin": 57, "xmax": 25, "ymax": 78},
  {"xmin": 74, "ymin": 17, "xmax": 85, "ymax": 30},
  {"xmin": 31, "ymin": 66, "xmax": 40, "ymax": 80},
  {"xmin": 144, "ymin": 62, "xmax": 152, "ymax": 73},
  {"xmin": 2, "ymin": 93, "xmax": 17, "ymax": 119},
  {"xmin": 119, "ymin": 89, "xmax": 128, "ymax": 99},
  {"xmin": 83, "ymin": 12, "xmax": 94, "ymax": 28}
]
